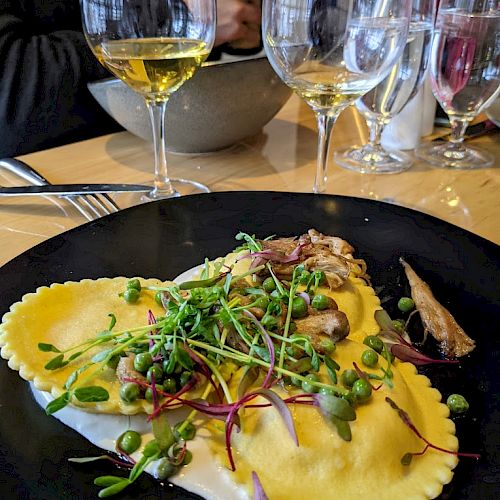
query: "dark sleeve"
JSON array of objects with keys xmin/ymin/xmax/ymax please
[{"xmin": 0, "ymin": 6, "xmax": 122, "ymax": 157}]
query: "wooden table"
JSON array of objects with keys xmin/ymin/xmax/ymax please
[{"xmin": 0, "ymin": 94, "xmax": 498, "ymax": 266}]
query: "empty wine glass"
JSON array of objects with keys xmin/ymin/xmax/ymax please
[
  {"xmin": 80, "ymin": 0, "xmax": 215, "ymax": 199},
  {"xmin": 416, "ymin": 0, "xmax": 500, "ymax": 169},
  {"xmin": 335, "ymin": 0, "xmax": 435, "ymax": 174},
  {"xmin": 263, "ymin": 0, "xmax": 412, "ymax": 193}
]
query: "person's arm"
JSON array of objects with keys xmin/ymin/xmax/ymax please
[
  {"xmin": 215, "ymin": 0, "xmax": 261, "ymax": 47},
  {"xmin": 0, "ymin": 2, "xmax": 119, "ymax": 157}
]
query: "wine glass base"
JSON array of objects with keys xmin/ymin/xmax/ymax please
[
  {"xmin": 110, "ymin": 179, "xmax": 210, "ymax": 210},
  {"xmin": 144, "ymin": 178, "xmax": 210, "ymax": 201},
  {"xmin": 415, "ymin": 143, "xmax": 494, "ymax": 169},
  {"xmin": 334, "ymin": 146, "xmax": 413, "ymax": 174}
]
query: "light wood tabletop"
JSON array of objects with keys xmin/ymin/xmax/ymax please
[{"xmin": 0, "ymin": 94, "xmax": 498, "ymax": 266}]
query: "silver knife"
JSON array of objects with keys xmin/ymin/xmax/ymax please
[{"xmin": 0, "ymin": 184, "xmax": 151, "ymax": 196}]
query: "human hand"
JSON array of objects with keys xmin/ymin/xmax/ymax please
[{"xmin": 215, "ymin": 0, "xmax": 261, "ymax": 48}]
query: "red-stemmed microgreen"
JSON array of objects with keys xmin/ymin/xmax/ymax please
[
  {"xmin": 385, "ymin": 397, "xmax": 480, "ymax": 465},
  {"xmin": 114, "ymin": 444, "xmax": 137, "ymax": 467},
  {"xmin": 375, "ymin": 310, "xmax": 459, "ymax": 366},
  {"xmin": 224, "ymin": 387, "xmax": 299, "ymax": 471},
  {"xmin": 237, "ymin": 241, "xmax": 307, "ymax": 269},
  {"xmin": 242, "ymin": 310, "xmax": 275, "ymax": 389},
  {"xmin": 184, "ymin": 345, "xmax": 224, "ymax": 402}
]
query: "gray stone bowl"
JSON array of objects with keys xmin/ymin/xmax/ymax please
[{"xmin": 88, "ymin": 55, "xmax": 292, "ymax": 153}]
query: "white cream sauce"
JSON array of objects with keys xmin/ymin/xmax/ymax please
[
  {"xmin": 30, "ymin": 264, "xmax": 249, "ymax": 499},
  {"xmin": 31, "ymin": 387, "xmax": 246, "ymax": 499}
]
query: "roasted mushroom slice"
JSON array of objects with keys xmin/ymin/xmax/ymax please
[
  {"xmin": 295, "ymin": 309, "xmax": 350, "ymax": 353},
  {"xmin": 401, "ymin": 258, "xmax": 475, "ymax": 357},
  {"xmin": 307, "ymin": 229, "xmax": 354, "ymax": 257},
  {"xmin": 116, "ymin": 355, "xmax": 147, "ymax": 385},
  {"xmin": 302, "ymin": 254, "xmax": 350, "ymax": 289}
]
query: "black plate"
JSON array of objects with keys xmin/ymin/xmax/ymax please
[{"xmin": 0, "ymin": 192, "xmax": 498, "ymax": 499}]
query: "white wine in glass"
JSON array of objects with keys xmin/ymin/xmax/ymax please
[
  {"xmin": 263, "ymin": 0, "xmax": 412, "ymax": 193},
  {"xmin": 81, "ymin": 0, "xmax": 215, "ymax": 199},
  {"xmin": 416, "ymin": 0, "xmax": 500, "ymax": 169}
]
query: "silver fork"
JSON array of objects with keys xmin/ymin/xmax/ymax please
[{"xmin": 0, "ymin": 158, "xmax": 119, "ymax": 221}]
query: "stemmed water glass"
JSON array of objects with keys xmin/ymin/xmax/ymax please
[
  {"xmin": 335, "ymin": 0, "xmax": 436, "ymax": 174},
  {"xmin": 80, "ymin": 0, "xmax": 216, "ymax": 199},
  {"xmin": 263, "ymin": 0, "xmax": 412, "ymax": 193},
  {"xmin": 416, "ymin": 0, "xmax": 500, "ymax": 169}
]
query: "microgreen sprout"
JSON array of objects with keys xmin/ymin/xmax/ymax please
[{"xmin": 385, "ymin": 397, "xmax": 480, "ymax": 465}]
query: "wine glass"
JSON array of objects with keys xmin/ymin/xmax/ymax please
[
  {"xmin": 263, "ymin": 0, "xmax": 412, "ymax": 193},
  {"xmin": 416, "ymin": 0, "xmax": 500, "ymax": 169},
  {"xmin": 80, "ymin": 0, "xmax": 215, "ymax": 199},
  {"xmin": 335, "ymin": 0, "xmax": 435, "ymax": 174}
]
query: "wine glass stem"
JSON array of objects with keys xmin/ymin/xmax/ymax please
[
  {"xmin": 145, "ymin": 98, "xmax": 178, "ymax": 199},
  {"xmin": 367, "ymin": 117, "xmax": 385, "ymax": 148},
  {"xmin": 449, "ymin": 116, "xmax": 469, "ymax": 148},
  {"xmin": 314, "ymin": 111, "xmax": 339, "ymax": 194}
]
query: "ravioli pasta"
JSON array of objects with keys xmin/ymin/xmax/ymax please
[{"xmin": 0, "ymin": 248, "xmax": 460, "ymax": 499}]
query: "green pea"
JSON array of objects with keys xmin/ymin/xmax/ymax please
[
  {"xmin": 352, "ymin": 378, "xmax": 372, "ymax": 401},
  {"xmin": 301, "ymin": 373, "xmax": 319, "ymax": 393},
  {"xmin": 262, "ymin": 277, "xmax": 276, "ymax": 292},
  {"xmin": 116, "ymin": 430, "xmax": 141, "ymax": 454},
  {"xmin": 319, "ymin": 338, "xmax": 336, "ymax": 355},
  {"xmin": 319, "ymin": 386, "xmax": 335, "ymax": 396},
  {"xmin": 154, "ymin": 291, "xmax": 163, "ymax": 306},
  {"xmin": 290, "ymin": 375, "xmax": 303, "ymax": 387},
  {"xmin": 127, "ymin": 279, "xmax": 141, "ymax": 291},
  {"xmin": 398, "ymin": 297, "xmax": 415, "ymax": 312},
  {"xmin": 363, "ymin": 335, "xmax": 384, "ymax": 354},
  {"xmin": 162, "ymin": 377, "xmax": 177, "ymax": 394},
  {"xmin": 311, "ymin": 294, "xmax": 333, "ymax": 310},
  {"xmin": 392, "ymin": 319, "xmax": 406, "ymax": 332},
  {"xmin": 291, "ymin": 296, "xmax": 308, "ymax": 318},
  {"xmin": 174, "ymin": 421, "xmax": 197, "ymax": 441},
  {"xmin": 147, "ymin": 364, "xmax": 164, "ymax": 383},
  {"xmin": 134, "ymin": 352, "xmax": 153, "ymax": 373},
  {"xmin": 123, "ymin": 288, "xmax": 140, "ymax": 304},
  {"xmin": 180, "ymin": 371, "xmax": 193, "ymax": 387},
  {"xmin": 446, "ymin": 394, "xmax": 469, "ymax": 414},
  {"xmin": 145, "ymin": 385, "xmax": 164, "ymax": 402},
  {"xmin": 253, "ymin": 296, "xmax": 270, "ymax": 311},
  {"xmin": 361, "ymin": 349, "xmax": 378, "ymax": 368},
  {"xmin": 155, "ymin": 457, "xmax": 177, "ymax": 480},
  {"xmin": 340, "ymin": 369, "xmax": 359, "ymax": 388},
  {"xmin": 119, "ymin": 382, "xmax": 140, "ymax": 403}
]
